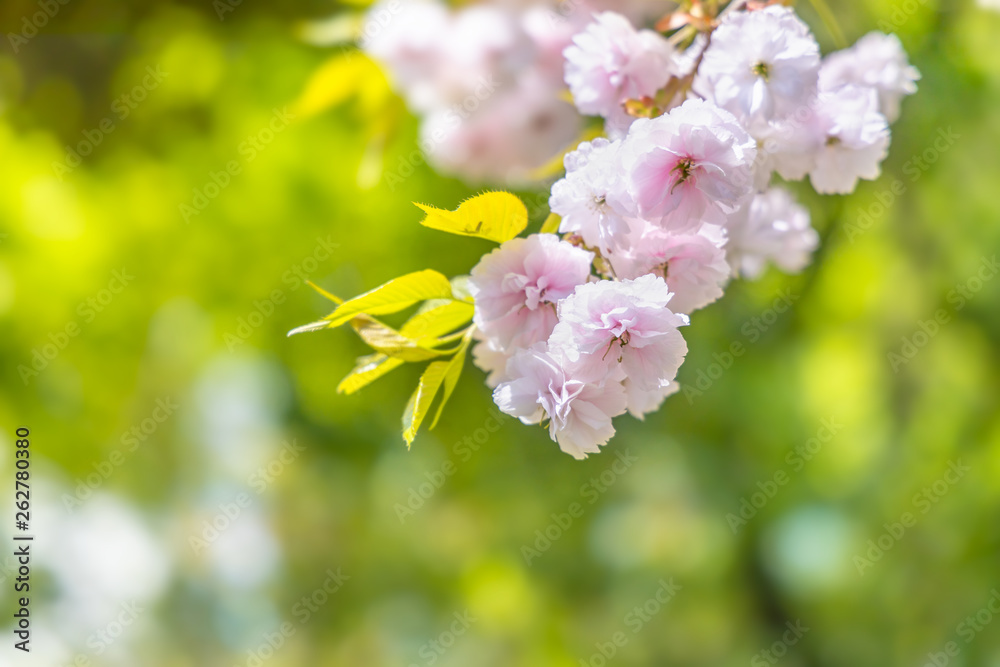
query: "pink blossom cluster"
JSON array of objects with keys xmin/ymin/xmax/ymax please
[
  {"xmin": 362, "ymin": 0, "xmax": 666, "ymax": 182},
  {"xmin": 464, "ymin": 5, "xmax": 918, "ymax": 458}
]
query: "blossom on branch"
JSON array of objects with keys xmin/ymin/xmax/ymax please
[{"xmin": 300, "ymin": 0, "xmax": 918, "ymax": 458}]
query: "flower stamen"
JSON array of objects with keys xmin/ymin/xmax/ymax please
[{"xmin": 670, "ymin": 157, "xmax": 696, "ymax": 194}]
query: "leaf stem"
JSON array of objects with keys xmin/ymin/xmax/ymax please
[{"xmin": 434, "ymin": 326, "xmax": 474, "ymax": 346}]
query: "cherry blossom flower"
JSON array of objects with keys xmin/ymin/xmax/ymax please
[
  {"xmin": 520, "ymin": 5, "xmax": 591, "ymax": 84},
  {"xmin": 362, "ymin": 0, "xmax": 452, "ymax": 113},
  {"xmin": 819, "ymin": 32, "xmax": 920, "ymax": 122},
  {"xmin": 619, "ymin": 99, "xmax": 757, "ymax": 232},
  {"xmin": 364, "ymin": 0, "xmax": 582, "ymax": 183},
  {"xmin": 625, "ymin": 379, "xmax": 680, "ymax": 420},
  {"xmin": 469, "ymin": 234, "xmax": 594, "ymax": 351},
  {"xmin": 695, "ymin": 5, "xmax": 821, "ymax": 130},
  {"xmin": 321, "ymin": 2, "xmax": 920, "ymax": 456},
  {"xmin": 549, "ymin": 138, "xmax": 633, "ymax": 252},
  {"xmin": 549, "ymin": 275, "xmax": 689, "ymax": 391},
  {"xmin": 564, "ymin": 12, "xmax": 678, "ymax": 123},
  {"xmin": 808, "ymin": 85, "xmax": 890, "ymax": 194},
  {"xmin": 472, "ymin": 335, "xmax": 512, "ymax": 389},
  {"xmin": 753, "ymin": 110, "xmax": 824, "ymax": 185},
  {"xmin": 610, "ymin": 223, "xmax": 731, "ymax": 314},
  {"xmin": 420, "ymin": 74, "xmax": 583, "ymax": 183},
  {"xmin": 493, "ymin": 345, "xmax": 628, "ymax": 459},
  {"xmin": 364, "ymin": 1, "xmax": 528, "ymax": 113},
  {"xmin": 725, "ymin": 188, "xmax": 819, "ymax": 279}
]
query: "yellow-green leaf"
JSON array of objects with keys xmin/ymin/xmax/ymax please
[
  {"xmin": 288, "ymin": 319, "xmax": 332, "ymax": 336},
  {"xmin": 430, "ymin": 335, "xmax": 471, "ymax": 429},
  {"xmin": 402, "ymin": 361, "xmax": 449, "ymax": 446},
  {"xmin": 337, "ymin": 353, "xmax": 404, "ymax": 395},
  {"xmin": 400, "ymin": 301, "xmax": 474, "ymax": 340},
  {"xmin": 293, "ymin": 50, "xmax": 389, "ymax": 118},
  {"xmin": 415, "ymin": 192, "xmax": 527, "ymax": 244},
  {"xmin": 324, "ymin": 269, "xmax": 454, "ymax": 328},
  {"xmin": 307, "ymin": 280, "xmax": 343, "ymax": 304},
  {"xmin": 350, "ymin": 316, "xmax": 452, "ymax": 361},
  {"xmin": 540, "ymin": 212, "xmax": 561, "ymax": 234}
]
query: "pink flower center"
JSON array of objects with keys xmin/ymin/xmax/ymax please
[
  {"xmin": 504, "ymin": 274, "xmax": 551, "ymax": 311},
  {"xmin": 544, "ymin": 378, "xmax": 585, "ymax": 430},
  {"xmin": 601, "ymin": 330, "xmax": 631, "ymax": 362},
  {"xmin": 599, "ymin": 308, "xmax": 636, "ymax": 338}
]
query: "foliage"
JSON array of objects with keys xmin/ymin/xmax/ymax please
[{"xmin": 291, "ymin": 192, "xmax": 526, "ymax": 445}]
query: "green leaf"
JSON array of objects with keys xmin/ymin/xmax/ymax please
[
  {"xmin": 540, "ymin": 212, "xmax": 561, "ymax": 235},
  {"xmin": 402, "ymin": 361, "xmax": 450, "ymax": 446},
  {"xmin": 350, "ymin": 316, "xmax": 452, "ymax": 361},
  {"xmin": 429, "ymin": 333, "xmax": 472, "ymax": 429},
  {"xmin": 325, "ymin": 269, "xmax": 453, "ymax": 328},
  {"xmin": 292, "ymin": 50, "xmax": 390, "ymax": 118},
  {"xmin": 288, "ymin": 320, "xmax": 333, "ymax": 336},
  {"xmin": 307, "ymin": 280, "xmax": 343, "ymax": 304},
  {"xmin": 400, "ymin": 301, "xmax": 474, "ymax": 340},
  {"xmin": 289, "ymin": 270, "xmax": 454, "ymax": 337},
  {"xmin": 415, "ymin": 192, "xmax": 527, "ymax": 244},
  {"xmin": 337, "ymin": 353, "xmax": 404, "ymax": 395}
]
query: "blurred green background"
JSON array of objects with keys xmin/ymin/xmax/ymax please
[{"xmin": 2, "ymin": 0, "xmax": 1000, "ymax": 665}]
